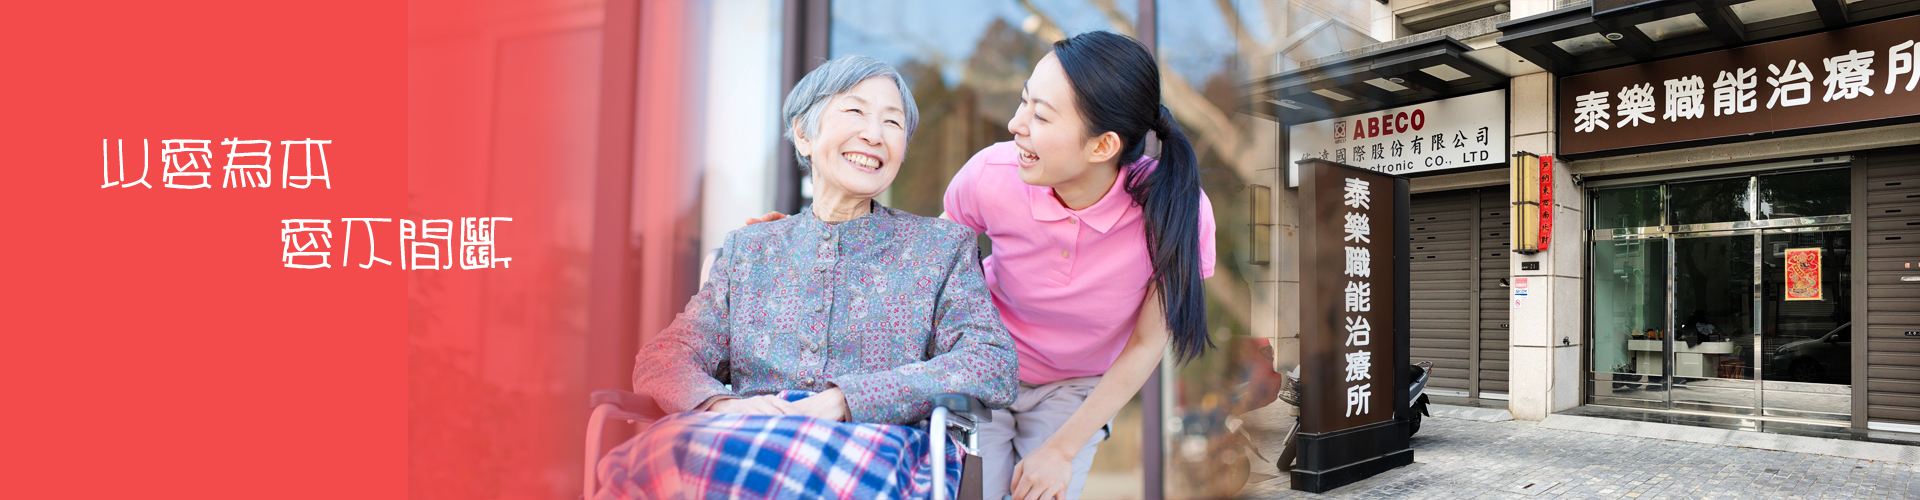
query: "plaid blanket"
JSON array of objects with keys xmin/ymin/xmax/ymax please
[{"xmin": 594, "ymin": 391, "xmax": 963, "ymax": 500}]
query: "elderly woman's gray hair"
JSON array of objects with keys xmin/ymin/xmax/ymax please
[{"xmin": 782, "ymin": 55, "xmax": 919, "ymax": 173}]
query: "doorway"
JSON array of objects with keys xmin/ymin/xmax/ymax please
[{"xmin": 1588, "ymin": 167, "xmax": 1853, "ymax": 422}]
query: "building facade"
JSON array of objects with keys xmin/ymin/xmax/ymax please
[{"xmin": 1253, "ymin": 0, "xmax": 1920, "ymax": 444}]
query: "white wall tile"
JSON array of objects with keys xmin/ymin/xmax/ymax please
[
  {"xmin": 1511, "ymin": 73, "xmax": 1555, "ymax": 136},
  {"xmin": 1252, "ymin": 279, "xmax": 1278, "ymax": 340},
  {"xmin": 1551, "ymin": 344, "xmax": 1583, "ymax": 412},
  {"xmin": 1511, "ymin": 275, "xmax": 1550, "ymax": 347},
  {"xmin": 1509, "ymin": 345, "xmax": 1549, "ymax": 420}
]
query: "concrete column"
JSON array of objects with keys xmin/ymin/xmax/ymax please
[
  {"xmin": 1506, "ymin": 72, "xmax": 1586, "ymax": 421},
  {"xmin": 1270, "ymin": 170, "xmax": 1301, "ymax": 375},
  {"xmin": 1255, "ymin": 119, "xmax": 1299, "ymax": 376}
]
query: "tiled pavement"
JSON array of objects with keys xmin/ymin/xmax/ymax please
[{"xmin": 1237, "ymin": 414, "xmax": 1920, "ymax": 499}]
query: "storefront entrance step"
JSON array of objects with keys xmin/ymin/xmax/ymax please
[
  {"xmin": 1540, "ymin": 414, "xmax": 1920, "ymax": 464},
  {"xmin": 1428, "ymin": 404, "xmax": 1514, "ymax": 422}
]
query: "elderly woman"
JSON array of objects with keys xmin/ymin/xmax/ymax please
[{"xmin": 592, "ymin": 56, "xmax": 1019, "ymax": 500}]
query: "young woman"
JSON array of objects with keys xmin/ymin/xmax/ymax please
[
  {"xmin": 941, "ymin": 31, "xmax": 1214, "ymax": 500},
  {"xmin": 752, "ymin": 31, "xmax": 1214, "ymax": 500}
]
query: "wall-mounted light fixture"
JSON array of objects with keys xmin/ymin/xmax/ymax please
[
  {"xmin": 1248, "ymin": 184, "xmax": 1272, "ymax": 265},
  {"xmin": 1509, "ymin": 152, "xmax": 1555, "ymax": 254}
]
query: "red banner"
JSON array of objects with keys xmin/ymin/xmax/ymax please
[{"xmin": 1538, "ymin": 155, "xmax": 1554, "ymax": 251}]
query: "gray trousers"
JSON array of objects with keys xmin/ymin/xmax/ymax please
[{"xmin": 978, "ymin": 375, "xmax": 1108, "ymax": 500}]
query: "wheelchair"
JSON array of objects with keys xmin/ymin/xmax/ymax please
[{"xmin": 583, "ymin": 389, "xmax": 990, "ymax": 500}]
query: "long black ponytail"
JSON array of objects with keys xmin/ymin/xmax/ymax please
[{"xmin": 1052, "ymin": 31, "xmax": 1211, "ymax": 364}]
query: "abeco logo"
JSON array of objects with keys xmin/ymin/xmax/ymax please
[
  {"xmin": 1350, "ymin": 109, "xmax": 1426, "ymax": 140},
  {"xmin": 1333, "ymin": 120, "xmax": 1348, "ymax": 144}
]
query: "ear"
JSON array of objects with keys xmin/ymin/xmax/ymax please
[
  {"xmin": 791, "ymin": 118, "xmax": 812, "ymax": 157},
  {"xmin": 1085, "ymin": 131, "xmax": 1123, "ymax": 164}
]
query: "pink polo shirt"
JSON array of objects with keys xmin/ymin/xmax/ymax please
[{"xmin": 944, "ymin": 141, "xmax": 1215, "ymax": 385}]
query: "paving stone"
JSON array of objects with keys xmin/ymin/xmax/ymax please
[{"xmin": 1238, "ymin": 415, "xmax": 1920, "ymax": 499}]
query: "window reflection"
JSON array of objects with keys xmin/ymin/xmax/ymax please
[
  {"xmin": 1673, "ymin": 234, "xmax": 1757, "ymax": 385},
  {"xmin": 1763, "ymin": 231, "xmax": 1852, "ymax": 386},
  {"xmin": 1669, "ymin": 178, "xmax": 1753, "ymax": 225},
  {"xmin": 1760, "ymin": 169, "xmax": 1850, "ymax": 219},
  {"xmin": 1592, "ymin": 185, "xmax": 1663, "ymax": 229}
]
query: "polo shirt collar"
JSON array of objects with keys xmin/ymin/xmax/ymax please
[{"xmin": 1028, "ymin": 165, "xmax": 1133, "ymax": 234}]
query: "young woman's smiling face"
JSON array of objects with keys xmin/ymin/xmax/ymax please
[
  {"xmin": 795, "ymin": 76, "xmax": 909, "ymax": 203},
  {"xmin": 1007, "ymin": 52, "xmax": 1106, "ymax": 189}
]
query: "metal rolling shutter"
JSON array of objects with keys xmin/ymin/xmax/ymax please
[
  {"xmin": 1408, "ymin": 192, "xmax": 1476, "ymax": 396},
  {"xmin": 1864, "ymin": 150, "xmax": 1920, "ymax": 426},
  {"xmin": 1405, "ymin": 189, "xmax": 1512, "ymax": 398},
  {"xmin": 1477, "ymin": 190, "xmax": 1512, "ymax": 395}
]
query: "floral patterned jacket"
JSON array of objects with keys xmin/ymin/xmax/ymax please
[{"xmin": 633, "ymin": 203, "xmax": 1018, "ymax": 425}]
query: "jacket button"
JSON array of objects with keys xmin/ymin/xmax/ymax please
[{"xmin": 803, "ymin": 377, "xmax": 816, "ymax": 385}]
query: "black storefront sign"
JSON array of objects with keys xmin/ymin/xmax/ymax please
[
  {"xmin": 1291, "ymin": 158, "xmax": 1412, "ymax": 493},
  {"xmin": 1559, "ymin": 15, "xmax": 1920, "ymax": 157}
]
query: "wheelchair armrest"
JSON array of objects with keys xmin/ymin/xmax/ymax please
[
  {"xmin": 932, "ymin": 393, "xmax": 990, "ymax": 424},
  {"xmin": 589, "ymin": 390, "xmax": 668, "ymax": 421}
]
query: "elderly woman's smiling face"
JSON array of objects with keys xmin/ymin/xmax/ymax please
[{"xmin": 795, "ymin": 76, "xmax": 909, "ymax": 211}]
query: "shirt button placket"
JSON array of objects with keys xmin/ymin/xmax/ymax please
[{"xmin": 814, "ymin": 227, "xmax": 834, "ymax": 363}]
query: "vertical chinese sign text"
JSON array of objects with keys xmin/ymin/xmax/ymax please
[{"xmin": 1292, "ymin": 158, "xmax": 1412, "ymax": 493}]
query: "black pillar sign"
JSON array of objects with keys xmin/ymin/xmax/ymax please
[{"xmin": 1291, "ymin": 158, "xmax": 1413, "ymax": 493}]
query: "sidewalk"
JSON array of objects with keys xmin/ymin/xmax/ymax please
[{"xmin": 1238, "ymin": 409, "xmax": 1920, "ymax": 499}]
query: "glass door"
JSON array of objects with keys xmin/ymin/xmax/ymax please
[
  {"xmin": 1590, "ymin": 237, "xmax": 1669, "ymax": 409},
  {"xmin": 1668, "ymin": 232, "xmax": 1758, "ymax": 415},
  {"xmin": 1588, "ymin": 166, "xmax": 1852, "ymax": 419},
  {"xmin": 1759, "ymin": 230, "xmax": 1853, "ymax": 422}
]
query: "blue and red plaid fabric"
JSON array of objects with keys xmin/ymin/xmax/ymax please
[{"xmin": 594, "ymin": 391, "xmax": 964, "ymax": 500}]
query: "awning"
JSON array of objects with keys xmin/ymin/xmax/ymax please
[
  {"xmin": 1496, "ymin": 0, "xmax": 1920, "ymax": 76},
  {"xmin": 1245, "ymin": 36, "xmax": 1508, "ymax": 125}
]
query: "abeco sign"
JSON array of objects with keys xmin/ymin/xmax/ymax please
[
  {"xmin": 1288, "ymin": 89, "xmax": 1508, "ymax": 179},
  {"xmin": 1337, "ymin": 110, "xmax": 1427, "ymax": 143}
]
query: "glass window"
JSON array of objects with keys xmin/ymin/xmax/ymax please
[
  {"xmin": 1668, "ymin": 177, "xmax": 1753, "ymax": 225},
  {"xmin": 1591, "ymin": 185, "xmax": 1662, "ymax": 229},
  {"xmin": 1759, "ymin": 169, "xmax": 1850, "ymax": 219},
  {"xmin": 1672, "ymin": 234, "xmax": 1757, "ymax": 382},
  {"xmin": 1589, "ymin": 238, "xmax": 1667, "ymax": 406},
  {"xmin": 1762, "ymin": 231, "xmax": 1852, "ymax": 386}
]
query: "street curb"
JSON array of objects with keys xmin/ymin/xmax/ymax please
[{"xmin": 1540, "ymin": 414, "xmax": 1920, "ymax": 464}]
